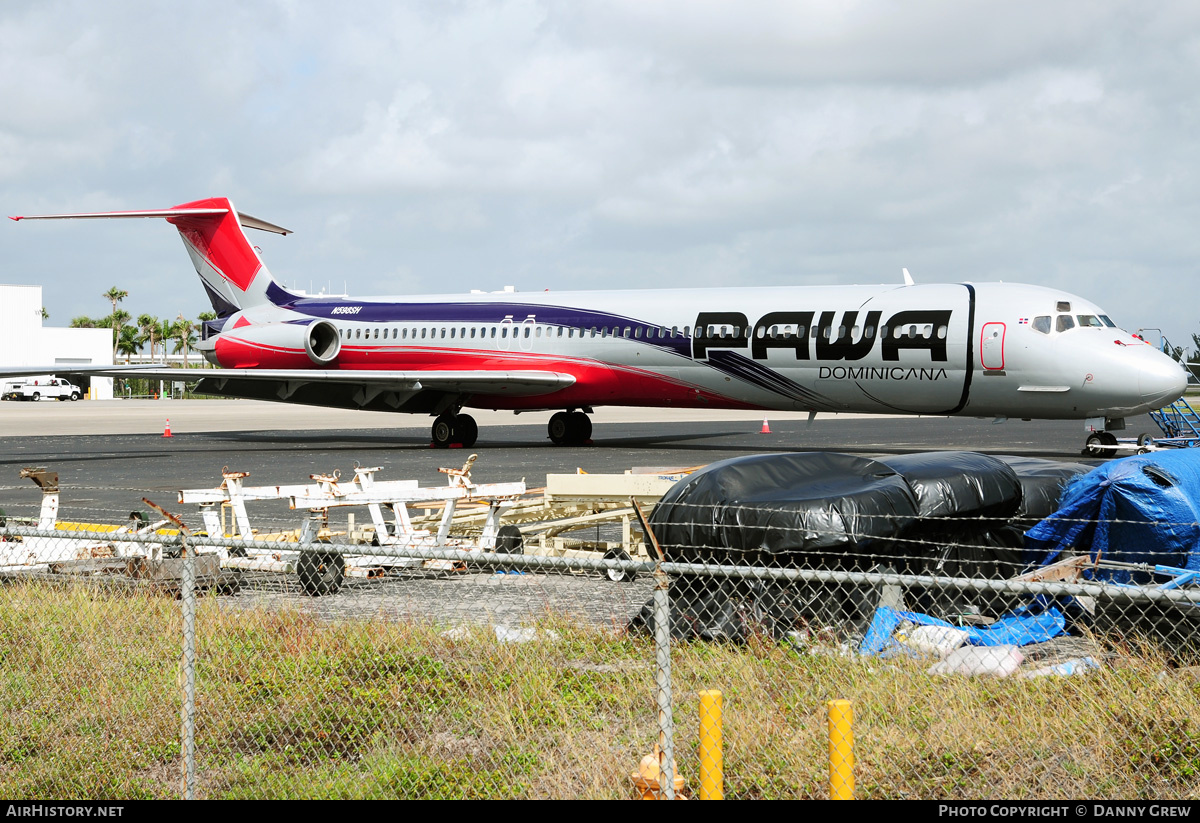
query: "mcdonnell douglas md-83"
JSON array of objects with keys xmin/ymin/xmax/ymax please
[{"xmin": 9, "ymin": 197, "xmax": 1188, "ymax": 452}]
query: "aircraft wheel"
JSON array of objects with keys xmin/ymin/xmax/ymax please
[
  {"xmin": 431, "ymin": 416, "xmax": 455, "ymax": 448},
  {"xmin": 454, "ymin": 414, "xmax": 478, "ymax": 448},
  {"xmin": 569, "ymin": 411, "xmax": 592, "ymax": 443},
  {"xmin": 1084, "ymin": 432, "xmax": 1120, "ymax": 457},
  {"xmin": 297, "ymin": 549, "xmax": 345, "ymax": 596},
  {"xmin": 548, "ymin": 411, "xmax": 572, "ymax": 445},
  {"xmin": 603, "ymin": 548, "xmax": 635, "ymax": 582}
]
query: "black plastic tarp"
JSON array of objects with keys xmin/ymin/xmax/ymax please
[
  {"xmin": 649, "ymin": 452, "xmax": 918, "ymax": 568},
  {"xmin": 636, "ymin": 450, "xmax": 1096, "ymax": 640},
  {"xmin": 876, "ymin": 451, "xmax": 1022, "ymax": 520},
  {"xmin": 994, "ymin": 455, "xmax": 1094, "ymax": 523}
]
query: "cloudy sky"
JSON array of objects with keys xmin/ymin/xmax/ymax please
[{"xmin": 3, "ymin": 1, "xmax": 1199, "ymax": 348}]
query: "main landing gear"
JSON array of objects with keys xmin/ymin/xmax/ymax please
[
  {"xmin": 548, "ymin": 410, "xmax": 592, "ymax": 446},
  {"xmin": 431, "ymin": 413, "xmax": 478, "ymax": 449}
]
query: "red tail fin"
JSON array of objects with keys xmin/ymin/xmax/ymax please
[
  {"xmin": 10, "ymin": 197, "xmax": 293, "ymax": 316},
  {"xmin": 168, "ymin": 197, "xmax": 292, "ymax": 314}
]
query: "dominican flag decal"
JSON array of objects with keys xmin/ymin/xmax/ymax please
[{"xmin": 1017, "ymin": 318, "xmax": 1029, "ymax": 325}]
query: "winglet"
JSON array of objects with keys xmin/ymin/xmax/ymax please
[{"xmin": 902, "ymin": 267, "xmax": 914, "ymax": 286}]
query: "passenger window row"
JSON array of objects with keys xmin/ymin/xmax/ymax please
[
  {"xmin": 336, "ymin": 324, "xmax": 700, "ymax": 341},
  {"xmin": 334, "ymin": 321, "xmax": 955, "ymax": 344}
]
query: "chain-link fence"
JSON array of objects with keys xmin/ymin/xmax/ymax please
[{"xmin": 1, "ymin": 503, "xmax": 1198, "ymax": 800}]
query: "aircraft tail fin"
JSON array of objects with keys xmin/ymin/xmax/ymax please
[{"xmin": 10, "ymin": 197, "xmax": 295, "ymax": 316}]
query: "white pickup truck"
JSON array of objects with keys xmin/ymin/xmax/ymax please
[{"xmin": 1, "ymin": 378, "xmax": 82, "ymax": 402}]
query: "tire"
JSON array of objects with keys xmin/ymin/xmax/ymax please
[
  {"xmin": 1084, "ymin": 433, "xmax": 1106, "ymax": 457},
  {"xmin": 30, "ymin": 392, "xmax": 39, "ymax": 402},
  {"xmin": 1137, "ymin": 433, "xmax": 1154, "ymax": 448},
  {"xmin": 548, "ymin": 411, "xmax": 571, "ymax": 445},
  {"xmin": 454, "ymin": 414, "xmax": 478, "ymax": 448},
  {"xmin": 603, "ymin": 548, "xmax": 636, "ymax": 582},
  {"xmin": 570, "ymin": 411, "xmax": 592, "ymax": 443},
  {"xmin": 431, "ymin": 416, "xmax": 454, "ymax": 449},
  {"xmin": 297, "ymin": 550, "xmax": 345, "ymax": 596},
  {"xmin": 494, "ymin": 524, "xmax": 525, "ymax": 554},
  {"xmin": 57, "ymin": 396, "xmax": 66, "ymax": 401},
  {"xmin": 70, "ymin": 393, "xmax": 80, "ymax": 401}
]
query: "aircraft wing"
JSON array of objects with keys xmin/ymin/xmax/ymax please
[{"xmin": 59, "ymin": 367, "xmax": 576, "ymax": 398}]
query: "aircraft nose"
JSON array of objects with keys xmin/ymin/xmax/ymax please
[{"xmin": 1139, "ymin": 351, "xmax": 1188, "ymax": 407}]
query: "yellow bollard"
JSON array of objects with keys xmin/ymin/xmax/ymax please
[
  {"xmin": 698, "ymin": 690, "xmax": 723, "ymax": 800},
  {"xmin": 827, "ymin": 699, "xmax": 854, "ymax": 800}
]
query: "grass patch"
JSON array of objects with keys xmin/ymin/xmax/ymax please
[{"xmin": 1, "ymin": 581, "xmax": 1198, "ymax": 799}]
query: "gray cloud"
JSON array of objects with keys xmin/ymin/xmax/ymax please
[{"xmin": 2, "ymin": 0, "xmax": 1198, "ymax": 349}]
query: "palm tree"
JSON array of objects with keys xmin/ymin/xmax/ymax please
[
  {"xmin": 155, "ymin": 318, "xmax": 173, "ymax": 362},
  {"xmin": 103, "ymin": 287, "xmax": 128, "ymax": 315},
  {"xmin": 106, "ymin": 309, "xmax": 131, "ymax": 359},
  {"xmin": 137, "ymin": 314, "xmax": 160, "ymax": 363},
  {"xmin": 103, "ymin": 287, "xmax": 129, "ymax": 359},
  {"xmin": 172, "ymin": 315, "xmax": 198, "ymax": 371},
  {"xmin": 136, "ymin": 313, "xmax": 165, "ymax": 396},
  {"xmin": 116, "ymin": 325, "xmax": 144, "ymax": 363},
  {"xmin": 70, "ymin": 316, "xmax": 97, "ymax": 329}
]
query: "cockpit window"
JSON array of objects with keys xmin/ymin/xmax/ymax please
[
  {"xmin": 1056, "ymin": 315, "xmax": 1076, "ymax": 333},
  {"xmin": 1031, "ymin": 316, "xmax": 1051, "ymax": 334},
  {"xmin": 1076, "ymin": 315, "xmax": 1102, "ymax": 328},
  {"xmin": 1056, "ymin": 301, "xmax": 1071, "ymax": 312},
  {"xmin": 1099, "ymin": 315, "xmax": 1116, "ymax": 328}
]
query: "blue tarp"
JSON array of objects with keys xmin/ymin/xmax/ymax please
[
  {"xmin": 1025, "ymin": 450, "xmax": 1200, "ymax": 583},
  {"xmin": 859, "ymin": 605, "xmax": 1066, "ymax": 656}
]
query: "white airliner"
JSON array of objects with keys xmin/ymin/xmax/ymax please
[{"xmin": 8, "ymin": 196, "xmax": 1187, "ymax": 451}]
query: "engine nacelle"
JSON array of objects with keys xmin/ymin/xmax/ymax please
[{"xmin": 212, "ymin": 319, "xmax": 342, "ymax": 369}]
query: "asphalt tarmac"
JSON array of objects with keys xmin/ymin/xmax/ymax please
[{"xmin": 0, "ymin": 398, "xmax": 1139, "ymax": 524}]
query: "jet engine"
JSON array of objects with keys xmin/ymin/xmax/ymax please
[{"xmin": 212, "ymin": 319, "xmax": 342, "ymax": 369}]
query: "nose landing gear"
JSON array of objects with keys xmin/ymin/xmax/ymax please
[{"xmin": 1083, "ymin": 431, "xmax": 1120, "ymax": 457}]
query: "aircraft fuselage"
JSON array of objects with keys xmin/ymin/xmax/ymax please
[{"xmin": 203, "ymin": 280, "xmax": 1185, "ymax": 422}]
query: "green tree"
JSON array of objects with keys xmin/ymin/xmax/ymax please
[
  {"xmin": 116, "ymin": 325, "xmax": 144, "ymax": 363},
  {"xmin": 69, "ymin": 316, "xmax": 97, "ymax": 329},
  {"xmin": 103, "ymin": 287, "xmax": 129, "ymax": 359},
  {"xmin": 154, "ymin": 318, "xmax": 174, "ymax": 362},
  {"xmin": 137, "ymin": 314, "xmax": 163, "ymax": 362},
  {"xmin": 171, "ymin": 315, "xmax": 198, "ymax": 371}
]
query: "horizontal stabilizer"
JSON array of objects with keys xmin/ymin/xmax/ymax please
[{"xmin": 10, "ymin": 208, "xmax": 291, "ymax": 235}]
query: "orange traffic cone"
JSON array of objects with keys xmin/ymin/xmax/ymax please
[
  {"xmin": 760, "ymin": 417, "xmax": 771, "ymax": 434},
  {"xmin": 163, "ymin": 419, "xmax": 174, "ymax": 438}
]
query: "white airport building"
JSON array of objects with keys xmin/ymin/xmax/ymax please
[{"xmin": 0, "ymin": 284, "xmax": 114, "ymax": 400}]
